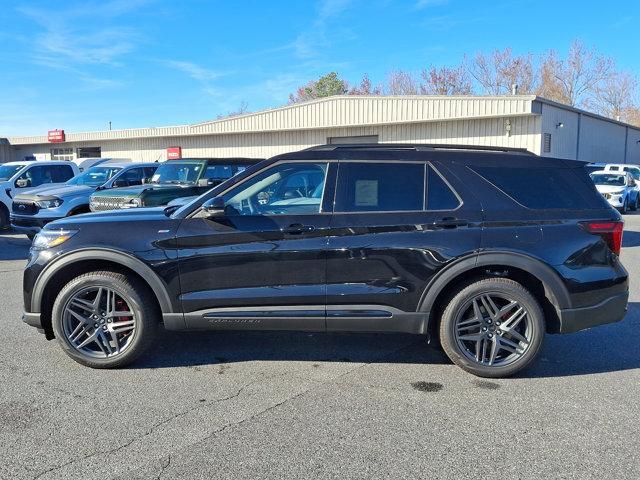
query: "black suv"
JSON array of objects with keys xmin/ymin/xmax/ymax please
[{"xmin": 22, "ymin": 145, "xmax": 628, "ymax": 377}]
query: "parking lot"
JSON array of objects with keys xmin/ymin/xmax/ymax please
[{"xmin": 0, "ymin": 217, "xmax": 638, "ymax": 480}]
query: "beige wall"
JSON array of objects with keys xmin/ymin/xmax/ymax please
[{"xmin": 10, "ymin": 116, "xmax": 540, "ymax": 163}]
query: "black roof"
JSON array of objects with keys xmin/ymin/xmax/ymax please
[
  {"xmin": 270, "ymin": 143, "xmax": 586, "ymax": 169},
  {"xmin": 166, "ymin": 157, "xmax": 262, "ymax": 164}
]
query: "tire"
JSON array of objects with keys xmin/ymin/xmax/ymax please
[
  {"xmin": 0, "ymin": 206, "xmax": 8, "ymax": 230},
  {"xmin": 51, "ymin": 270, "xmax": 159, "ymax": 368},
  {"xmin": 439, "ymin": 278, "xmax": 545, "ymax": 378},
  {"xmin": 621, "ymin": 197, "xmax": 628, "ymax": 214}
]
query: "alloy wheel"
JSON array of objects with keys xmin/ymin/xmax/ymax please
[
  {"xmin": 454, "ymin": 293, "xmax": 533, "ymax": 367},
  {"xmin": 62, "ymin": 286, "xmax": 137, "ymax": 358}
]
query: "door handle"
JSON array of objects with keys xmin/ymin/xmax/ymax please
[
  {"xmin": 282, "ymin": 223, "xmax": 315, "ymax": 234},
  {"xmin": 433, "ymin": 217, "xmax": 469, "ymax": 229}
]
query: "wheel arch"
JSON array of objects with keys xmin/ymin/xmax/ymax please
[
  {"xmin": 420, "ymin": 251, "xmax": 570, "ymax": 337},
  {"xmin": 32, "ymin": 248, "xmax": 174, "ymax": 315}
]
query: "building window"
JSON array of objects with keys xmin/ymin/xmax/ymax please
[
  {"xmin": 77, "ymin": 147, "xmax": 101, "ymax": 158},
  {"xmin": 327, "ymin": 135, "xmax": 379, "ymax": 145},
  {"xmin": 50, "ymin": 147, "xmax": 74, "ymax": 161},
  {"xmin": 543, "ymin": 133, "xmax": 552, "ymax": 153}
]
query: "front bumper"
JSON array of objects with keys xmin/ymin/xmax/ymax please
[
  {"xmin": 558, "ymin": 291, "xmax": 628, "ymax": 333},
  {"xmin": 602, "ymin": 193, "xmax": 625, "ymax": 208},
  {"xmin": 11, "ymin": 215, "xmax": 59, "ymax": 233}
]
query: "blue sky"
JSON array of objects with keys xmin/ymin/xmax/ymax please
[{"xmin": 0, "ymin": 0, "xmax": 637, "ymax": 136}]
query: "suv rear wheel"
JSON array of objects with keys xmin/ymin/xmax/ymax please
[
  {"xmin": 439, "ymin": 278, "xmax": 545, "ymax": 378},
  {"xmin": 51, "ymin": 271, "xmax": 158, "ymax": 368}
]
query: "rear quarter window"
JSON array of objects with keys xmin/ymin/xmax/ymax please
[{"xmin": 470, "ymin": 165, "xmax": 602, "ymax": 209}]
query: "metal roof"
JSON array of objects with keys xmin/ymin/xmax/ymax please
[{"xmin": 6, "ymin": 94, "xmax": 638, "ymax": 146}]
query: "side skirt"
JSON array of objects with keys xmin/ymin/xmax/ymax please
[{"xmin": 162, "ymin": 305, "xmax": 429, "ymax": 334}]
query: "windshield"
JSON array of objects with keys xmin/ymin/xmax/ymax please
[
  {"xmin": 0, "ymin": 164, "xmax": 26, "ymax": 181},
  {"xmin": 67, "ymin": 166, "xmax": 122, "ymax": 186},
  {"xmin": 150, "ymin": 162, "xmax": 204, "ymax": 184},
  {"xmin": 590, "ymin": 173, "xmax": 626, "ymax": 186}
]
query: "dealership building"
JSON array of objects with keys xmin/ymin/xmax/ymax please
[{"xmin": 1, "ymin": 95, "xmax": 639, "ymax": 164}]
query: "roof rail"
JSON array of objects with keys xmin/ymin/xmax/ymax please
[{"xmin": 304, "ymin": 143, "xmax": 535, "ymax": 155}]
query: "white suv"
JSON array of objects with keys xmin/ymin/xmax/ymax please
[
  {"xmin": 589, "ymin": 170, "xmax": 639, "ymax": 213},
  {"xmin": 0, "ymin": 161, "xmax": 79, "ymax": 228}
]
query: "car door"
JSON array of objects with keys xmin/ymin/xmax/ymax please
[
  {"xmin": 175, "ymin": 160, "xmax": 336, "ymax": 331},
  {"xmin": 325, "ymin": 160, "xmax": 482, "ymax": 333}
]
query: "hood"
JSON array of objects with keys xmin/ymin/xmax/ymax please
[
  {"xmin": 92, "ymin": 183, "xmax": 192, "ymax": 198},
  {"xmin": 594, "ymin": 184, "xmax": 626, "ymax": 194},
  {"xmin": 14, "ymin": 184, "xmax": 95, "ymax": 201},
  {"xmin": 45, "ymin": 206, "xmax": 170, "ymax": 228}
]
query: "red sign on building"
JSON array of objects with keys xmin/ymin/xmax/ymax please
[
  {"xmin": 167, "ymin": 146, "xmax": 182, "ymax": 159},
  {"xmin": 47, "ymin": 130, "xmax": 65, "ymax": 143}
]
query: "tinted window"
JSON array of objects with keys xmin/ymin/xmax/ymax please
[
  {"xmin": 224, "ymin": 162, "xmax": 327, "ymax": 215},
  {"xmin": 335, "ymin": 162, "xmax": 425, "ymax": 212},
  {"xmin": 50, "ymin": 165, "xmax": 75, "ymax": 183},
  {"xmin": 206, "ymin": 165, "xmax": 234, "ymax": 181},
  {"xmin": 18, "ymin": 165, "xmax": 72, "ymax": 187},
  {"xmin": 427, "ymin": 165, "xmax": 460, "ymax": 210},
  {"xmin": 121, "ymin": 168, "xmax": 145, "ymax": 184},
  {"xmin": 472, "ymin": 166, "xmax": 592, "ymax": 209}
]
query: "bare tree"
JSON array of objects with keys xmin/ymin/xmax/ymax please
[
  {"xmin": 467, "ymin": 48, "xmax": 536, "ymax": 95},
  {"xmin": 420, "ymin": 65, "xmax": 473, "ymax": 95},
  {"xmin": 537, "ymin": 40, "xmax": 613, "ymax": 107},
  {"xmin": 620, "ymin": 106, "xmax": 640, "ymax": 127},
  {"xmin": 593, "ymin": 70, "xmax": 638, "ymax": 120},
  {"xmin": 385, "ymin": 70, "xmax": 420, "ymax": 95},
  {"xmin": 217, "ymin": 101, "xmax": 249, "ymax": 119},
  {"xmin": 348, "ymin": 74, "xmax": 382, "ymax": 95}
]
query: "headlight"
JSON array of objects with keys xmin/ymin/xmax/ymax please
[
  {"xmin": 122, "ymin": 198, "xmax": 143, "ymax": 208},
  {"xmin": 35, "ymin": 198, "xmax": 63, "ymax": 209},
  {"xmin": 31, "ymin": 229, "xmax": 78, "ymax": 250}
]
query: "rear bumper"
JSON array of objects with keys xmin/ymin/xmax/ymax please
[{"xmin": 558, "ymin": 291, "xmax": 628, "ymax": 333}]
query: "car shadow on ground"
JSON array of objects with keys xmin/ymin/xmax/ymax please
[
  {"xmin": 135, "ymin": 302, "xmax": 640, "ymax": 379},
  {"xmin": 0, "ymin": 231, "xmax": 31, "ymax": 261},
  {"xmin": 623, "ymin": 230, "xmax": 640, "ymax": 247}
]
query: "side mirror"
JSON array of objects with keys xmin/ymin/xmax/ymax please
[
  {"xmin": 113, "ymin": 178, "xmax": 129, "ymax": 187},
  {"xmin": 202, "ymin": 196, "xmax": 226, "ymax": 217},
  {"xmin": 15, "ymin": 178, "xmax": 30, "ymax": 188},
  {"xmin": 141, "ymin": 178, "xmax": 149, "ymax": 184},
  {"xmin": 198, "ymin": 178, "xmax": 213, "ymax": 187}
]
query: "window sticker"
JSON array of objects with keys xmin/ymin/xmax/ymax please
[{"xmin": 355, "ymin": 180, "xmax": 379, "ymax": 207}]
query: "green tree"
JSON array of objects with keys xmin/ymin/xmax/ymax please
[{"xmin": 289, "ymin": 72, "xmax": 348, "ymax": 103}]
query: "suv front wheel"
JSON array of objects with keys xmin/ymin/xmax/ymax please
[
  {"xmin": 51, "ymin": 271, "xmax": 158, "ymax": 368},
  {"xmin": 439, "ymin": 278, "xmax": 545, "ymax": 378}
]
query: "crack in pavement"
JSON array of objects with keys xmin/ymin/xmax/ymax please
[
  {"xmin": 32, "ymin": 340, "xmax": 424, "ymax": 479},
  {"xmin": 150, "ymin": 339, "xmax": 427, "ymax": 474},
  {"xmin": 31, "ymin": 379, "xmax": 261, "ymax": 480},
  {"xmin": 156, "ymin": 455, "xmax": 171, "ymax": 480}
]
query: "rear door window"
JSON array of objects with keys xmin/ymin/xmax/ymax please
[{"xmin": 334, "ymin": 162, "xmax": 425, "ymax": 212}]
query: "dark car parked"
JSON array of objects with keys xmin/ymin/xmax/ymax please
[{"xmin": 22, "ymin": 144, "xmax": 628, "ymax": 377}]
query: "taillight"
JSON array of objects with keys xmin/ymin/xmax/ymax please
[{"xmin": 580, "ymin": 221, "xmax": 624, "ymax": 255}]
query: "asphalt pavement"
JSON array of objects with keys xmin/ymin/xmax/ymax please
[{"xmin": 1, "ymin": 215, "xmax": 639, "ymax": 480}]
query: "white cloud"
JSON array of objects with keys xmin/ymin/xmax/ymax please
[
  {"xmin": 163, "ymin": 61, "xmax": 224, "ymax": 82},
  {"xmin": 16, "ymin": 1, "xmax": 150, "ymax": 87}
]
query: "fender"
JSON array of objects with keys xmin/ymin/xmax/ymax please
[
  {"xmin": 31, "ymin": 248, "xmax": 174, "ymax": 313},
  {"xmin": 418, "ymin": 250, "xmax": 571, "ymax": 314}
]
